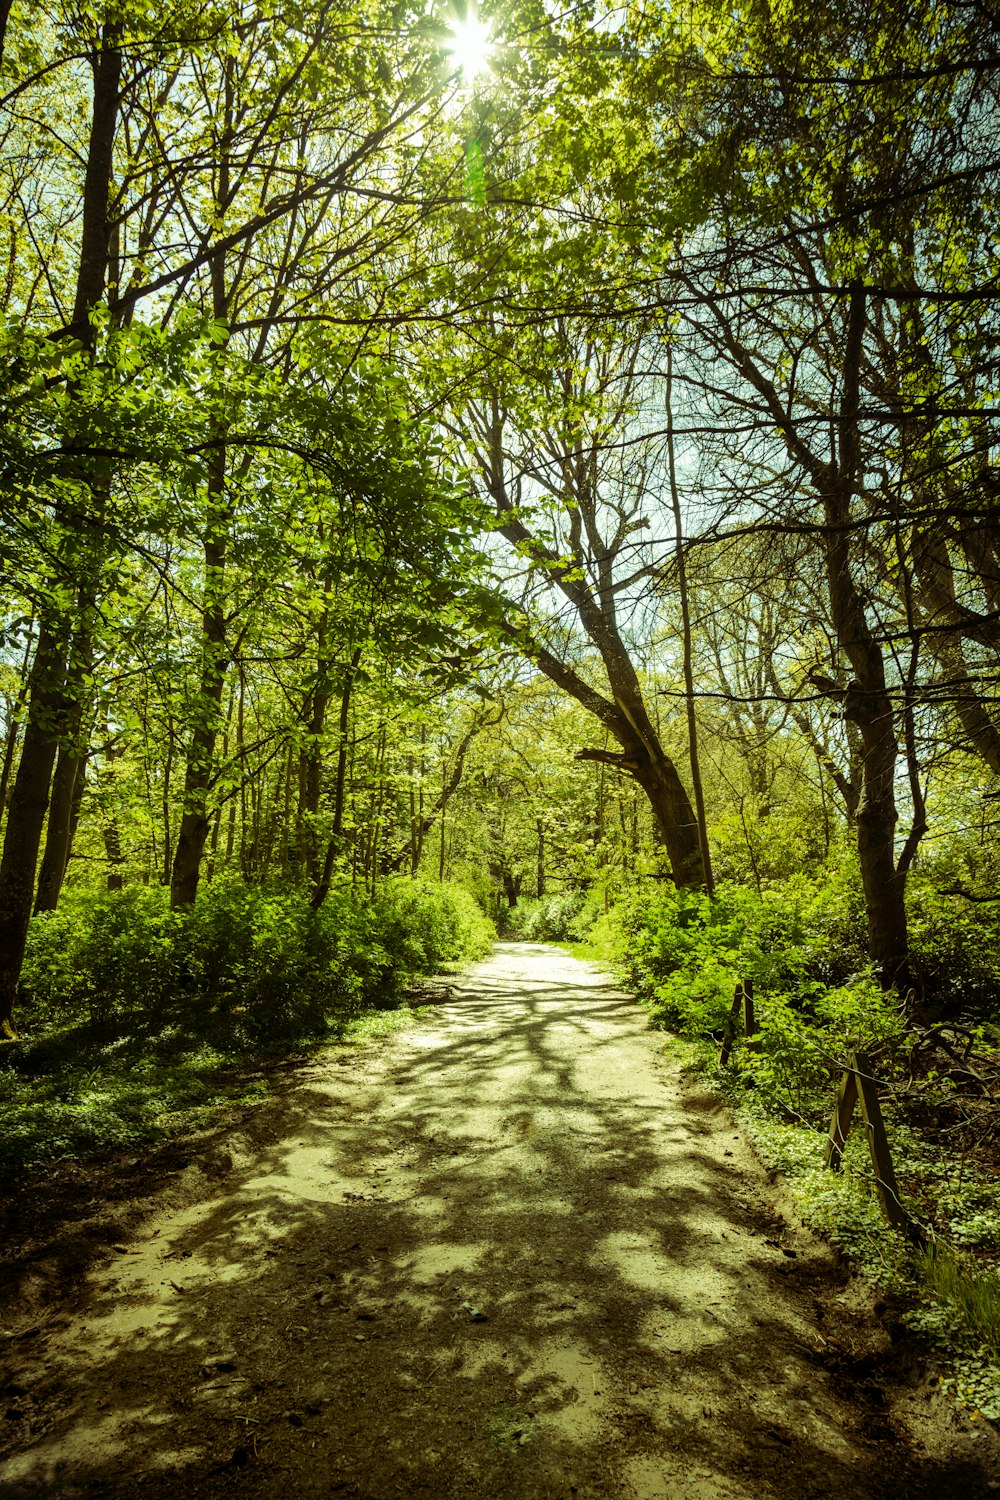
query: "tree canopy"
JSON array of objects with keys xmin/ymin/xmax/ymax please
[{"xmin": 0, "ymin": 0, "xmax": 998, "ymax": 1016}]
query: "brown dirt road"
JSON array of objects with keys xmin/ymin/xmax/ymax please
[{"xmin": 2, "ymin": 941, "xmax": 999, "ymax": 1499}]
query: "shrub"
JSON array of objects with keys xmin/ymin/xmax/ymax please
[
  {"xmin": 906, "ymin": 876, "xmax": 1000, "ymax": 1018},
  {"xmin": 2, "ymin": 875, "xmax": 495, "ymax": 1179},
  {"xmin": 19, "ymin": 886, "xmax": 181, "ymax": 1029},
  {"xmin": 587, "ymin": 862, "xmax": 905, "ymax": 1123},
  {"xmin": 505, "ymin": 890, "xmax": 586, "ymax": 942},
  {"xmin": 374, "ymin": 878, "xmax": 495, "ymax": 975},
  {"xmin": 15, "ymin": 875, "xmax": 495, "ymax": 1046},
  {"xmin": 648, "ymin": 953, "xmax": 740, "ymax": 1035}
]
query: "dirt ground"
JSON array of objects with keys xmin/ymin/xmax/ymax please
[{"xmin": 2, "ymin": 941, "xmax": 1000, "ymax": 1499}]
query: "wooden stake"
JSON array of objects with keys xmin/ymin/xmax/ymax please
[
  {"xmin": 824, "ymin": 1050, "xmax": 909, "ymax": 1231},
  {"xmin": 742, "ymin": 977, "xmax": 760, "ymax": 1052},
  {"xmin": 853, "ymin": 1048, "xmax": 909, "ymax": 1230},
  {"xmin": 719, "ymin": 983, "xmax": 743, "ymax": 1066},
  {"xmin": 823, "ymin": 1061, "xmax": 859, "ymax": 1170}
]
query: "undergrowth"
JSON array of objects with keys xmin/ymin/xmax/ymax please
[
  {"xmin": 583, "ymin": 856, "xmax": 1000, "ymax": 1420},
  {"xmin": 0, "ymin": 876, "xmax": 494, "ymax": 1182},
  {"xmin": 503, "ymin": 890, "xmax": 588, "ymax": 942}
]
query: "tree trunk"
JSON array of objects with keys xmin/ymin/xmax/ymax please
[
  {"xmin": 709, "ymin": 285, "xmax": 910, "ymax": 977},
  {"xmin": 298, "ymin": 604, "xmax": 332, "ymax": 885},
  {"xmin": 169, "ymin": 507, "xmax": 229, "ymax": 907},
  {"xmin": 101, "ymin": 738, "xmax": 126, "ymax": 891},
  {"xmin": 169, "ymin": 65, "xmax": 233, "ymax": 909},
  {"xmin": 34, "ymin": 608, "xmax": 96, "ymax": 913},
  {"xmin": 0, "ymin": 29, "xmax": 120, "ymax": 1029},
  {"xmin": 484, "ymin": 389, "xmax": 706, "ymax": 889},
  {"xmin": 911, "ymin": 534, "xmax": 1000, "ymax": 773},
  {"xmin": 666, "ymin": 348, "xmax": 715, "ymax": 895},
  {"xmin": 824, "ymin": 288, "xmax": 908, "ymax": 979},
  {"xmin": 311, "ymin": 649, "xmax": 362, "ymax": 909},
  {"xmin": 161, "ymin": 728, "xmax": 174, "ymax": 885},
  {"xmin": 34, "ymin": 744, "xmax": 87, "ymax": 912},
  {"xmin": 0, "ymin": 625, "xmax": 34, "ymax": 826},
  {"xmin": 0, "ymin": 621, "xmax": 68, "ymax": 1028},
  {"xmin": 381, "ymin": 712, "xmax": 490, "ymax": 876}
]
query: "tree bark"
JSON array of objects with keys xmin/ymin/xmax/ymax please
[
  {"xmin": 0, "ymin": 625, "xmax": 34, "ymax": 824},
  {"xmin": 706, "ymin": 284, "xmax": 910, "ymax": 978},
  {"xmin": 34, "ymin": 744, "xmax": 88, "ymax": 912},
  {"xmin": 34, "ymin": 609, "xmax": 97, "ymax": 912},
  {"xmin": 169, "ymin": 82, "xmax": 233, "ymax": 908},
  {"xmin": 911, "ymin": 530, "xmax": 1000, "ymax": 773},
  {"xmin": 100, "ymin": 737, "xmax": 126, "ymax": 891},
  {"xmin": 665, "ymin": 347, "xmax": 714, "ymax": 895},
  {"xmin": 169, "ymin": 471, "xmax": 229, "ymax": 907},
  {"xmin": 0, "ymin": 622, "xmax": 69, "ymax": 1028},
  {"xmin": 0, "ymin": 28, "xmax": 121, "ymax": 1029},
  {"xmin": 521, "ymin": 632, "xmax": 704, "ymax": 886},
  {"xmin": 823, "ymin": 288, "xmax": 908, "ymax": 977},
  {"xmin": 311, "ymin": 649, "xmax": 362, "ymax": 909},
  {"xmin": 480, "ymin": 386, "xmax": 706, "ymax": 889}
]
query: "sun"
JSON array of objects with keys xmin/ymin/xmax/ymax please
[{"xmin": 447, "ymin": 9, "xmax": 493, "ymax": 84}]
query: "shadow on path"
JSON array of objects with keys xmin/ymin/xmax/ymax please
[{"xmin": 2, "ymin": 943, "xmax": 998, "ymax": 1500}]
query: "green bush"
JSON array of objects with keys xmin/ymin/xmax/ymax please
[
  {"xmin": 710, "ymin": 802, "xmax": 831, "ymax": 886},
  {"xmin": 587, "ymin": 861, "xmax": 904, "ymax": 1122},
  {"xmin": 505, "ymin": 890, "xmax": 586, "ymax": 942},
  {"xmin": 16, "ymin": 876, "xmax": 495, "ymax": 1046},
  {"xmin": 20, "ymin": 886, "xmax": 181, "ymax": 1028},
  {"xmin": 1, "ymin": 875, "xmax": 495, "ymax": 1178},
  {"xmin": 907, "ymin": 875, "xmax": 1000, "ymax": 1017},
  {"xmin": 592, "ymin": 856, "xmax": 868, "ymax": 1011},
  {"xmin": 649, "ymin": 952, "xmax": 739, "ymax": 1036},
  {"xmin": 375, "ymin": 877, "xmax": 495, "ymax": 974}
]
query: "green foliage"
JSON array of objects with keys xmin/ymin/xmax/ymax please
[
  {"xmin": 375, "ymin": 877, "xmax": 496, "ymax": 973},
  {"xmin": 601, "ymin": 866, "xmax": 1000, "ymax": 1421},
  {"xmin": 18, "ymin": 877, "xmax": 493, "ymax": 1042},
  {"xmin": 0, "ymin": 1043, "xmax": 269, "ymax": 1181},
  {"xmin": 505, "ymin": 890, "xmax": 586, "ymax": 942},
  {"xmin": 916, "ymin": 1247, "xmax": 1000, "ymax": 1358},
  {"xmin": 906, "ymin": 1247, "xmax": 1000, "ymax": 1420},
  {"xmin": 21, "ymin": 887, "xmax": 183, "ymax": 1032},
  {"xmin": 650, "ymin": 953, "xmax": 740, "ymax": 1038},
  {"xmin": 590, "ymin": 861, "xmax": 872, "ymax": 1088},
  {"xmin": 1, "ymin": 877, "xmax": 494, "ymax": 1180},
  {"xmin": 710, "ymin": 804, "xmax": 831, "ymax": 886},
  {"xmin": 907, "ymin": 874, "xmax": 1000, "ymax": 1018},
  {"xmin": 739, "ymin": 1091, "xmax": 1000, "ymax": 1420}
]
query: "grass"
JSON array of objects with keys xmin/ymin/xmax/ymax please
[
  {"xmin": 916, "ymin": 1246, "xmax": 1000, "ymax": 1358},
  {"xmin": 0, "ymin": 998, "xmax": 426, "ymax": 1184}
]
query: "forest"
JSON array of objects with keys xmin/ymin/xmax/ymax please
[{"xmin": 1, "ymin": 0, "xmax": 999, "ymax": 1437}]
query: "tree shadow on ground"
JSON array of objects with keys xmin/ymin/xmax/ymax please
[{"xmin": 2, "ymin": 944, "xmax": 997, "ymax": 1499}]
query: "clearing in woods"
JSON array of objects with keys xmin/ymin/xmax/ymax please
[{"xmin": 2, "ymin": 942, "xmax": 999, "ymax": 1498}]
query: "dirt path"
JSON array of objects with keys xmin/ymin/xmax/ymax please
[{"xmin": 2, "ymin": 942, "xmax": 999, "ymax": 1499}]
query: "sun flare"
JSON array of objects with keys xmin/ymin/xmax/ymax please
[{"xmin": 447, "ymin": 9, "xmax": 493, "ymax": 84}]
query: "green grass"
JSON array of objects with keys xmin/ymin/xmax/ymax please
[
  {"xmin": 916, "ymin": 1246, "xmax": 1000, "ymax": 1357},
  {"xmin": 555, "ymin": 939, "xmax": 602, "ymax": 962},
  {"xmin": 0, "ymin": 998, "xmax": 432, "ymax": 1184}
]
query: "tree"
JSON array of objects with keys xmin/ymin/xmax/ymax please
[{"xmin": 440, "ymin": 313, "xmax": 708, "ymax": 888}]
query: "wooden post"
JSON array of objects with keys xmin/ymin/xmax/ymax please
[
  {"xmin": 719, "ymin": 983, "xmax": 743, "ymax": 1066},
  {"xmin": 823, "ymin": 1050, "xmax": 909, "ymax": 1232},
  {"xmin": 742, "ymin": 977, "xmax": 760, "ymax": 1052},
  {"xmin": 823, "ymin": 1060, "xmax": 859, "ymax": 1170},
  {"xmin": 853, "ymin": 1048, "xmax": 908, "ymax": 1231}
]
